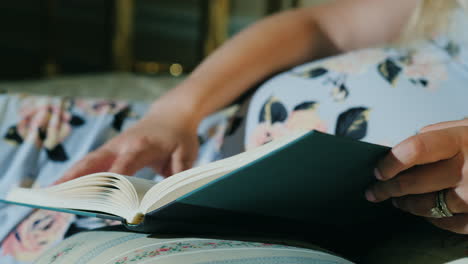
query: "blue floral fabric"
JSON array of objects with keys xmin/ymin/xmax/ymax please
[{"xmin": 0, "ymin": 94, "xmax": 229, "ymax": 263}]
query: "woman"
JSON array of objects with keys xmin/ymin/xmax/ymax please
[
  {"xmin": 1, "ymin": 0, "xmax": 467, "ymax": 263},
  {"xmin": 62, "ymin": 0, "xmax": 468, "ymax": 235}
]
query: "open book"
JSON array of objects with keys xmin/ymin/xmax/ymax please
[
  {"xmin": 2, "ymin": 130, "xmax": 401, "ymax": 237},
  {"xmin": 4, "ymin": 131, "xmax": 305, "ymax": 225}
]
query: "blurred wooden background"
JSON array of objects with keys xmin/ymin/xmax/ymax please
[{"xmin": 0, "ymin": 0, "xmax": 327, "ymax": 81}]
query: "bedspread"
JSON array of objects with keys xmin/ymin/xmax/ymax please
[{"xmin": 0, "ymin": 92, "xmax": 231, "ymax": 264}]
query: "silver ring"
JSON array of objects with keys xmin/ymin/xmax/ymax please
[{"xmin": 430, "ymin": 189, "xmax": 453, "ymax": 218}]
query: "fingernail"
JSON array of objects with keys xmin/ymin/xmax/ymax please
[
  {"xmin": 374, "ymin": 168, "xmax": 383, "ymax": 180},
  {"xmin": 392, "ymin": 199, "xmax": 399, "ymax": 208},
  {"xmin": 365, "ymin": 189, "xmax": 376, "ymax": 202}
]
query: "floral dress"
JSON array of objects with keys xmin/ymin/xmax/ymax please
[
  {"xmin": 218, "ymin": 10, "xmax": 468, "ymax": 159},
  {"xmin": 242, "ymin": 27, "xmax": 468, "ymax": 150},
  {"xmin": 1, "ymin": 9, "xmax": 468, "ymax": 264}
]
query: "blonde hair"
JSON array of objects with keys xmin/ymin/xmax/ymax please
[{"xmin": 396, "ymin": 0, "xmax": 466, "ymax": 45}]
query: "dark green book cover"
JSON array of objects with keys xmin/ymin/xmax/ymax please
[
  {"xmin": 178, "ymin": 131, "xmax": 391, "ymax": 225},
  {"xmin": 3, "ymin": 130, "xmax": 411, "ymax": 257},
  {"xmin": 126, "ymin": 131, "xmax": 410, "ymax": 245}
]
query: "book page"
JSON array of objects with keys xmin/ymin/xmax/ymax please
[
  {"xmin": 5, "ymin": 173, "xmax": 156, "ymax": 224},
  {"xmin": 123, "ymin": 176, "xmax": 157, "ymax": 203},
  {"xmin": 35, "ymin": 231, "xmax": 352, "ymax": 264}
]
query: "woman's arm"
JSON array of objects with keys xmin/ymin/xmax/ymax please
[
  {"xmin": 61, "ymin": 0, "xmax": 420, "ymax": 181},
  {"xmin": 151, "ymin": 0, "xmax": 420, "ymax": 124}
]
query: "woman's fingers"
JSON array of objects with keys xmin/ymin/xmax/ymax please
[
  {"xmin": 420, "ymin": 119, "xmax": 468, "ymax": 133},
  {"xmin": 109, "ymin": 144, "xmax": 165, "ymax": 176},
  {"xmin": 108, "ymin": 138, "xmax": 196, "ymax": 177},
  {"xmin": 59, "ymin": 110, "xmax": 201, "ymax": 183},
  {"xmin": 376, "ymin": 128, "xmax": 461, "ymax": 181},
  {"xmin": 171, "ymin": 140, "xmax": 198, "ymax": 175},
  {"xmin": 171, "ymin": 149, "xmax": 188, "ymax": 176},
  {"xmin": 367, "ymin": 153, "xmax": 464, "ymax": 202},
  {"xmin": 428, "ymin": 214, "xmax": 468, "ymax": 234},
  {"xmin": 109, "ymin": 153, "xmax": 143, "ymax": 176},
  {"xmin": 392, "ymin": 192, "xmax": 437, "ymax": 217},
  {"xmin": 392, "ymin": 188, "xmax": 468, "ymax": 217},
  {"xmin": 368, "ymin": 122, "xmax": 468, "ymax": 234},
  {"xmin": 56, "ymin": 149, "xmax": 116, "ymax": 184},
  {"xmin": 391, "ymin": 188, "xmax": 468, "ymax": 234}
]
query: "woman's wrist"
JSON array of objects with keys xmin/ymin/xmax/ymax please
[{"xmin": 147, "ymin": 83, "xmax": 207, "ymax": 130}]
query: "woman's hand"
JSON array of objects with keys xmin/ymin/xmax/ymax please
[
  {"xmin": 365, "ymin": 119, "xmax": 468, "ymax": 234},
  {"xmin": 57, "ymin": 102, "xmax": 200, "ymax": 184}
]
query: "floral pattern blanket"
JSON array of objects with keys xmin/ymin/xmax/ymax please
[{"xmin": 0, "ymin": 93, "xmax": 230, "ymax": 264}]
